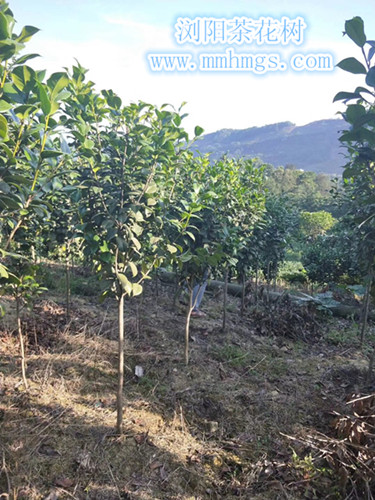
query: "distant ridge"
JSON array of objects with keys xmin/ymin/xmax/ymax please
[{"xmin": 194, "ymin": 119, "xmax": 347, "ymax": 175}]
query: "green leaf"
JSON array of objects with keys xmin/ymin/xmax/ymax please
[
  {"xmin": 180, "ymin": 252, "xmax": 192, "ymax": 263},
  {"xmin": 14, "ymin": 104, "xmax": 37, "ymax": 119},
  {"xmin": 131, "ymin": 223, "xmax": 143, "ymax": 236},
  {"xmin": 0, "ymin": 194, "xmax": 20, "ymax": 209},
  {"xmin": 150, "ymin": 236, "xmax": 161, "ymax": 245},
  {"xmin": 83, "ymin": 139, "xmax": 94, "ymax": 149},
  {"xmin": 173, "ymin": 114, "xmax": 181, "ymax": 126},
  {"xmin": 132, "ymin": 283, "xmax": 143, "ymax": 296},
  {"xmin": 332, "ymin": 91, "xmax": 361, "ymax": 103},
  {"xmin": 14, "ymin": 53, "xmax": 40, "ymax": 65},
  {"xmin": 48, "ymin": 72, "xmax": 69, "ymax": 99},
  {"xmin": 0, "ymin": 180, "xmax": 10, "ymax": 193},
  {"xmin": 0, "ymin": 142, "xmax": 14, "ymax": 159},
  {"xmin": 117, "ymin": 273, "xmax": 132, "ymax": 295},
  {"xmin": 345, "ymin": 104, "xmax": 366, "ymax": 124},
  {"xmin": 355, "ymin": 86, "xmax": 374, "ymax": 95},
  {"xmin": 365, "ymin": 67, "xmax": 375, "ymax": 87},
  {"xmin": 17, "ymin": 25, "xmax": 40, "ymax": 43},
  {"xmin": 145, "ymin": 183, "xmax": 158, "ymax": 194},
  {"xmin": 131, "ymin": 237, "xmax": 141, "ymax": 251},
  {"xmin": 41, "ymin": 150, "xmax": 63, "ymax": 159},
  {"xmin": 164, "ymin": 141, "xmax": 175, "ymax": 154},
  {"xmin": 194, "ymin": 125, "xmax": 204, "ymax": 136},
  {"xmin": 0, "ymin": 100, "xmax": 12, "ymax": 112},
  {"xmin": 36, "ymin": 82, "xmax": 51, "ymax": 115},
  {"xmin": 345, "ymin": 17, "xmax": 366, "ymax": 47},
  {"xmin": 185, "ymin": 231, "xmax": 195, "ymax": 241},
  {"xmin": 0, "ymin": 263, "xmax": 8, "ymax": 279},
  {"xmin": 349, "ymin": 112, "xmax": 375, "ymax": 129},
  {"xmin": 0, "ymin": 114, "xmax": 8, "ymax": 140},
  {"xmin": 128, "ymin": 262, "xmax": 138, "ymax": 277},
  {"xmin": 336, "ymin": 57, "xmax": 367, "ymax": 74},
  {"xmin": 133, "ymin": 211, "xmax": 144, "ymax": 222},
  {"xmin": 0, "ymin": 12, "xmax": 9, "ymax": 40},
  {"xmin": 0, "ymin": 42, "xmax": 16, "ymax": 62},
  {"xmin": 167, "ymin": 244, "xmax": 177, "ymax": 254}
]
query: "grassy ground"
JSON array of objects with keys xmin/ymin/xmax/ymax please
[{"xmin": 0, "ymin": 274, "xmax": 374, "ymax": 499}]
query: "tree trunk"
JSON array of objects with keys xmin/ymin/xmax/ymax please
[
  {"xmin": 136, "ymin": 301, "xmax": 140, "ymax": 340},
  {"xmin": 266, "ymin": 262, "xmax": 271, "ymax": 304},
  {"xmin": 66, "ymin": 247, "xmax": 71, "ymax": 323},
  {"xmin": 222, "ymin": 267, "xmax": 228, "ymax": 332},
  {"xmin": 185, "ymin": 287, "xmax": 193, "ymax": 366},
  {"xmin": 367, "ymin": 347, "xmax": 375, "ymax": 384},
  {"xmin": 172, "ymin": 279, "xmax": 182, "ymax": 309},
  {"xmin": 16, "ymin": 297, "xmax": 28, "ymax": 390},
  {"xmin": 31, "ymin": 245, "xmax": 36, "ymax": 264},
  {"xmin": 155, "ymin": 269, "xmax": 159, "ymax": 298},
  {"xmin": 360, "ymin": 277, "xmax": 372, "ymax": 346},
  {"xmin": 116, "ymin": 293, "xmax": 125, "ymax": 434},
  {"xmin": 240, "ymin": 273, "xmax": 246, "ymax": 316}
]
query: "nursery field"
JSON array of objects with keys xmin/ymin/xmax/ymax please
[{"xmin": 1, "ymin": 5, "xmax": 375, "ymax": 499}]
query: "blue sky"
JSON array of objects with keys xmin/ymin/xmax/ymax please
[{"xmin": 11, "ymin": 0, "xmax": 375, "ymax": 135}]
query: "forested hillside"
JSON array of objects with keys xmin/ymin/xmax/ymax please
[{"xmin": 195, "ymin": 119, "xmax": 346, "ymax": 175}]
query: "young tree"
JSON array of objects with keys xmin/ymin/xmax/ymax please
[
  {"xmin": 0, "ymin": 1, "xmax": 72, "ymax": 386},
  {"xmin": 299, "ymin": 210, "xmax": 336, "ymax": 240},
  {"xmin": 210, "ymin": 156, "xmax": 265, "ymax": 327},
  {"xmin": 64, "ymin": 65, "xmax": 198, "ymax": 430},
  {"xmin": 334, "ymin": 16, "xmax": 375, "ymax": 347}
]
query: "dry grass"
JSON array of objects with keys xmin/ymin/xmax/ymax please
[{"xmin": 0, "ymin": 284, "xmax": 373, "ymax": 499}]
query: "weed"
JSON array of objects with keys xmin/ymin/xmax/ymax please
[
  {"xmin": 213, "ymin": 344, "xmax": 250, "ymax": 368},
  {"xmin": 266, "ymin": 358, "xmax": 289, "ymax": 378},
  {"xmin": 138, "ymin": 375, "xmax": 156, "ymax": 392},
  {"xmin": 325, "ymin": 324, "xmax": 375, "ymax": 347},
  {"xmin": 37, "ymin": 264, "xmax": 105, "ymax": 296}
]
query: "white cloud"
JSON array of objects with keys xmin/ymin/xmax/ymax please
[{"xmin": 104, "ymin": 15, "xmax": 170, "ymax": 47}]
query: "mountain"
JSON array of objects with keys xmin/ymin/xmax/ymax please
[{"xmin": 194, "ymin": 119, "xmax": 348, "ymax": 175}]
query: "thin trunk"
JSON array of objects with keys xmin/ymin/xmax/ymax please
[
  {"xmin": 4, "ymin": 197, "xmax": 32, "ymax": 250},
  {"xmin": 360, "ymin": 277, "xmax": 372, "ymax": 346},
  {"xmin": 66, "ymin": 247, "xmax": 71, "ymax": 323},
  {"xmin": 155, "ymin": 270, "xmax": 159, "ymax": 298},
  {"xmin": 31, "ymin": 245, "xmax": 36, "ymax": 264},
  {"xmin": 240, "ymin": 273, "xmax": 246, "ymax": 316},
  {"xmin": 173, "ymin": 273, "xmax": 179, "ymax": 306},
  {"xmin": 185, "ymin": 288, "xmax": 193, "ymax": 366},
  {"xmin": 266, "ymin": 262, "xmax": 271, "ymax": 304},
  {"xmin": 16, "ymin": 297, "xmax": 28, "ymax": 390},
  {"xmin": 136, "ymin": 302, "xmax": 140, "ymax": 340},
  {"xmin": 222, "ymin": 267, "xmax": 228, "ymax": 332},
  {"xmin": 5, "ymin": 219, "xmax": 23, "ymax": 250},
  {"xmin": 173, "ymin": 283, "xmax": 182, "ymax": 309},
  {"xmin": 367, "ymin": 347, "xmax": 375, "ymax": 384},
  {"xmin": 255, "ymin": 266, "xmax": 259, "ymax": 305},
  {"xmin": 116, "ymin": 293, "xmax": 125, "ymax": 434},
  {"xmin": 33, "ymin": 323, "xmax": 38, "ymax": 348}
]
